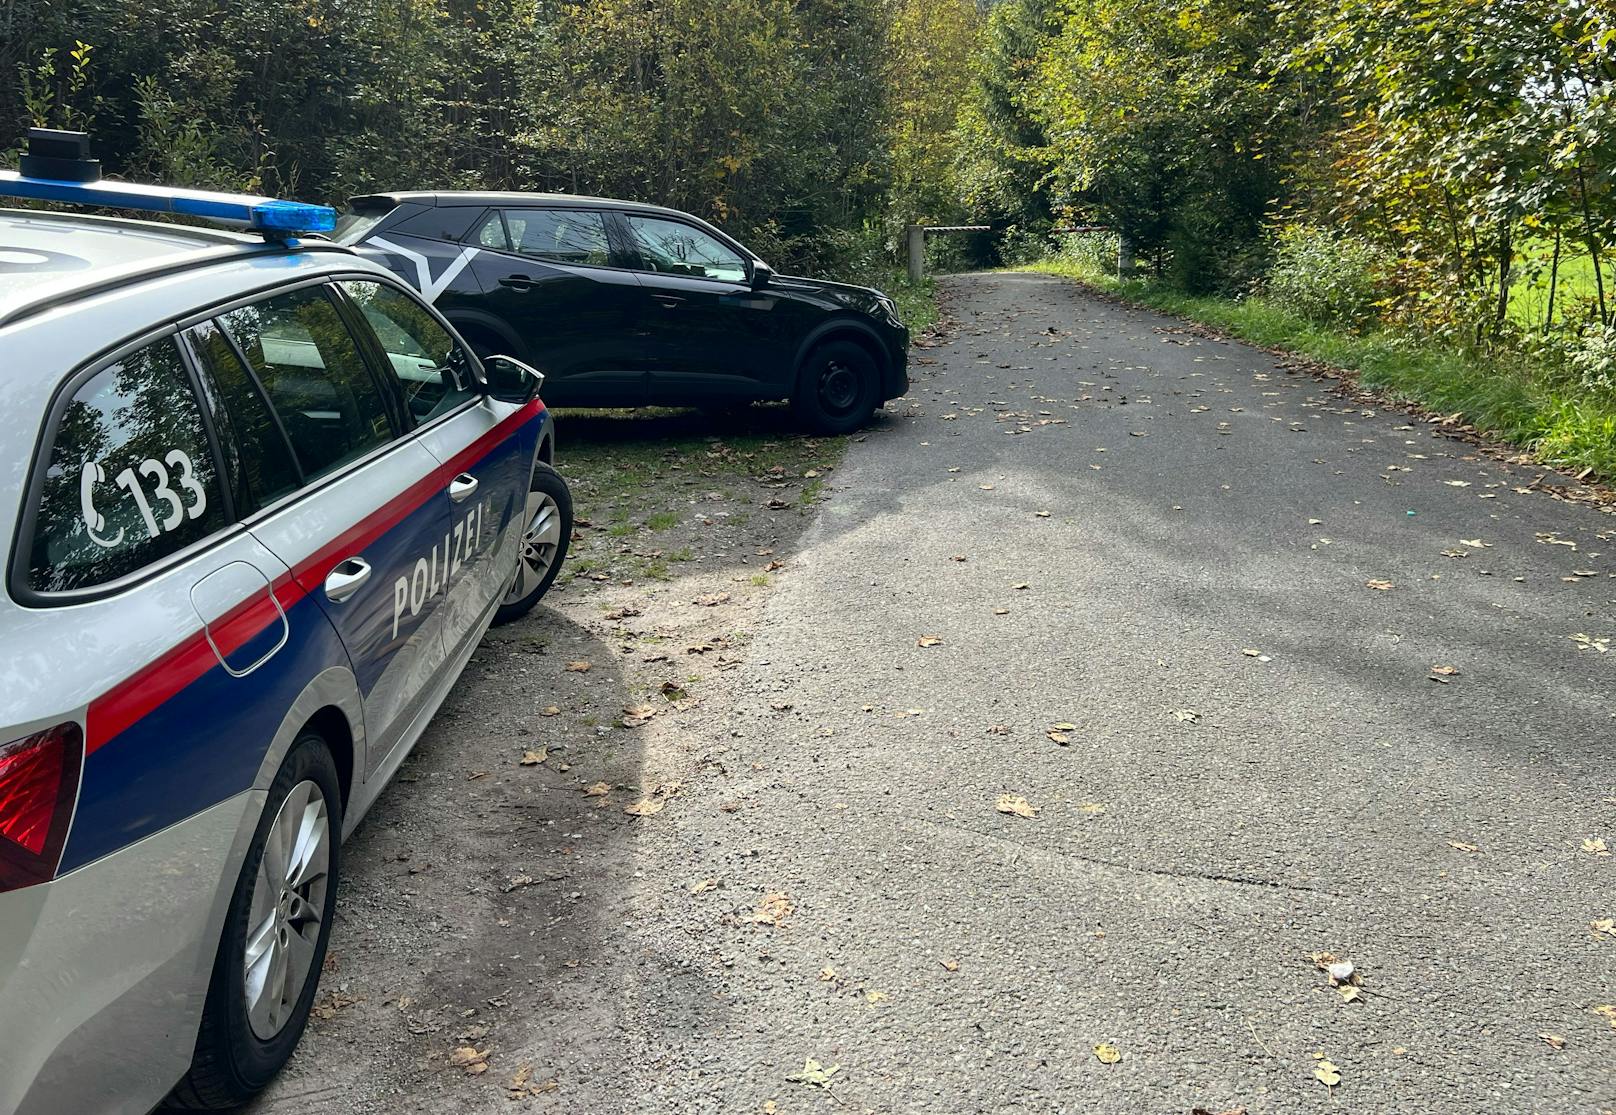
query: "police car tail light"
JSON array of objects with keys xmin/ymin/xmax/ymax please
[
  {"xmin": 0, "ymin": 723, "xmax": 82, "ymax": 892},
  {"xmin": 0, "ymin": 128, "xmax": 337, "ymax": 237}
]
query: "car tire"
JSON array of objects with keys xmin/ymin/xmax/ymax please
[
  {"xmin": 791, "ymin": 338, "xmax": 880, "ymax": 435},
  {"xmin": 168, "ymin": 733, "xmax": 343, "ymax": 1110},
  {"xmin": 494, "ymin": 460, "xmax": 573, "ymax": 625}
]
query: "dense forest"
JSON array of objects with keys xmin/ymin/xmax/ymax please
[{"xmin": 3, "ymin": 0, "xmax": 1613, "ymax": 394}]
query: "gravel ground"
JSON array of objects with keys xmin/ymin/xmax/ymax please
[{"xmin": 247, "ymin": 272, "xmax": 1616, "ymax": 1115}]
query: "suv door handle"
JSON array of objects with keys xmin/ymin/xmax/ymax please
[
  {"xmin": 499, "ymin": 275, "xmax": 538, "ymax": 290},
  {"xmin": 324, "ymin": 557, "xmax": 371, "ymax": 602},
  {"xmin": 651, "ymin": 293, "xmax": 685, "ymax": 308},
  {"xmin": 449, "ymin": 473, "xmax": 479, "ymax": 503}
]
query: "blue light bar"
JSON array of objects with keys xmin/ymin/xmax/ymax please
[{"xmin": 0, "ymin": 171, "xmax": 337, "ymax": 236}]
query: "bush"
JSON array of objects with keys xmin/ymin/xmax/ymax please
[
  {"xmin": 1052, "ymin": 229, "xmax": 1121, "ymax": 281},
  {"xmin": 1264, "ymin": 224, "xmax": 1388, "ymax": 328},
  {"xmin": 1568, "ymin": 325, "xmax": 1616, "ymax": 398}
]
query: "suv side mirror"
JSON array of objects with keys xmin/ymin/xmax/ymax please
[
  {"xmin": 479, "ymin": 354, "xmax": 544, "ymax": 403},
  {"xmin": 749, "ymin": 261, "xmax": 775, "ymax": 291}
]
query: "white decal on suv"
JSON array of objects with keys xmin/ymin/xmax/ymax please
[{"xmin": 369, "ymin": 236, "xmax": 479, "ymax": 304}]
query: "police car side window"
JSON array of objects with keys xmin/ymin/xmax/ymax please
[
  {"xmin": 187, "ymin": 319, "xmax": 303, "ymax": 513},
  {"xmin": 504, "ymin": 209, "xmax": 611, "ymax": 266},
  {"xmin": 28, "ymin": 337, "xmax": 227, "ymax": 592},
  {"xmin": 219, "ymin": 287, "xmax": 396, "ymax": 482},
  {"xmin": 339, "ymin": 280, "xmax": 476, "ymax": 425}
]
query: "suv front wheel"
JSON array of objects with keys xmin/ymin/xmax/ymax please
[{"xmin": 791, "ymin": 339, "xmax": 879, "ymax": 435}]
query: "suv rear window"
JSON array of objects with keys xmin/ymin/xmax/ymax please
[{"xmin": 27, "ymin": 337, "xmax": 226, "ymax": 592}]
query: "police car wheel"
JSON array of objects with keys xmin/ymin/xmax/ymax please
[
  {"xmin": 494, "ymin": 460, "xmax": 572, "ymax": 625},
  {"xmin": 169, "ymin": 733, "xmax": 343, "ymax": 1110}
]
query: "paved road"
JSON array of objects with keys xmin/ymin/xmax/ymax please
[{"xmin": 256, "ymin": 272, "xmax": 1615, "ymax": 1115}]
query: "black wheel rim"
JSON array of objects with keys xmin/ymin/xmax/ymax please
[{"xmin": 818, "ymin": 359, "xmax": 860, "ymax": 415}]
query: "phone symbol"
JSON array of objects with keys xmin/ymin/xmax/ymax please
[{"xmin": 80, "ymin": 459, "xmax": 125, "ymax": 549}]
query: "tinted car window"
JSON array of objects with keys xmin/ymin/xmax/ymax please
[
  {"xmin": 28, "ymin": 337, "xmax": 226, "ymax": 592},
  {"xmin": 473, "ymin": 211, "xmax": 509, "ymax": 251},
  {"xmin": 504, "ymin": 209, "xmax": 611, "ymax": 265},
  {"xmin": 624, "ymin": 215, "xmax": 747, "ymax": 282},
  {"xmin": 187, "ymin": 319, "xmax": 302, "ymax": 513},
  {"xmin": 219, "ymin": 286, "xmax": 395, "ymax": 481},
  {"xmin": 340, "ymin": 280, "xmax": 477, "ymax": 424}
]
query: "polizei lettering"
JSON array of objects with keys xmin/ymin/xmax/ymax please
[{"xmin": 392, "ymin": 497, "xmax": 490, "ymax": 639}]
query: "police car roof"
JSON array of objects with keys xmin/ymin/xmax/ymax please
[
  {"xmin": 350, "ymin": 190, "xmax": 693, "ymax": 219},
  {"xmin": 0, "ymin": 208, "xmax": 329, "ymax": 328}
]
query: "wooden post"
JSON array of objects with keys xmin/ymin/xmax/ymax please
[{"xmin": 907, "ymin": 224, "xmax": 925, "ymax": 284}]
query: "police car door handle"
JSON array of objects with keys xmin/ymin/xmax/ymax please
[
  {"xmin": 324, "ymin": 557, "xmax": 371, "ymax": 602},
  {"xmin": 448, "ymin": 473, "xmax": 479, "ymax": 503},
  {"xmin": 651, "ymin": 293, "xmax": 685, "ymax": 308},
  {"xmin": 498, "ymin": 275, "xmax": 538, "ymax": 290}
]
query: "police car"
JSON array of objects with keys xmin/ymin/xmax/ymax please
[{"xmin": 0, "ymin": 130, "xmax": 572, "ymax": 1113}]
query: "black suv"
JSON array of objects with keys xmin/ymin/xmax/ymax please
[{"xmin": 336, "ymin": 193, "xmax": 908, "ymax": 433}]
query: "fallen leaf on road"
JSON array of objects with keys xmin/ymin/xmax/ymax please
[
  {"xmin": 690, "ymin": 878, "xmax": 719, "ymax": 894},
  {"xmin": 786, "ymin": 1058, "xmax": 840, "ymax": 1087},
  {"xmin": 1035, "ymin": 511, "xmax": 1051, "ymax": 518},
  {"xmin": 519, "ymin": 749, "xmax": 545, "ymax": 766},
  {"xmin": 819, "ymin": 966, "xmax": 837, "ymax": 981},
  {"xmin": 541, "ymin": 705, "xmax": 560, "ymax": 716},
  {"xmin": 624, "ymin": 798, "xmax": 664, "ymax": 817},
  {"xmin": 765, "ymin": 560, "xmax": 785, "ymax": 572},
  {"xmin": 917, "ymin": 634, "xmax": 944, "ymax": 647},
  {"xmin": 1581, "ymin": 838, "xmax": 1610, "ymax": 856},
  {"xmin": 995, "ymin": 794, "xmax": 1038, "ymax": 818},
  {"xmin": 978, "ymin": 483, "xmax": 995, "ymax": 491},
  {"xmin": 753, "ymin": 892, "xmax": 793, "ymax": 927},
  {"xmin": 1094, "ymin": 1043, "xmax": 1121, "ymax": 1064},
  {"xmin": 993, "ymin": 607, "xmax": 1009, "ymax": 615},
  {"xmin": 1047, "ymin": 730, "xmax": 1070, "ymax": 745},
  {"xmin": 1078, "ymin": 802, "xmax": 1107, "ymax": 815},
  {"xmin": 987, "ymin": 724, "xmax": 1010, "ymax": 735},
  {"xmin": 1539, "ymin": 1032, "xmax": 1566, "ymax": 1050},
  {"xmin": 950, "ymin": 554, "xmax": 967, "ymax": 562},
  {"xmin": 1461, "ymin": 538, "xmax": 1492, "ymax": 548},
  {"xmin": 1591, "ymin": 918, "xmax": 1616, "ymax": 939},
  {"xmin": 1337, "ymin": 986, "xmax": 1361, "ymax": 1004},
  {"xmin": 1173, "ymin": 709, "xmax": 1201, "ymax": 723},
  {"xmin": 450, "ymin": 1046, "xmax": 490, "ymax": 1074},
  {"xmin": 1448, "ymin": 840, "xmax": 1480, "ymax": 852},
  {"xmin": 1313, "ymin": 1060, "xmax": 1341, "ymax": 1088},
  {"xmin": 564, "ymin": 660, "xmax": 592, "ymax": 673},
  {"xmin": 1012, "ymin": 582, "xmax": 1030, "ymax": 590},
  {"xmin": 696, "ymin": 592, "xmax": 732, "ymax": 607},
  {"xmin": 660, "ymin": 681, "xmax": 690, "ymax": 701},
  {"xmin": 1443, "ymin": 480, "xmax": 1471, "ymax": 487},
  {"xmin": 1430, "ymin": 665, "xmax": 1460, "ymax": 677},
  {"xmin": 1365, "ymin": 579, "xmax": 1394, "ymax": 591},
  {"xmin": 864, "ymin": 989, "xmax": 889, "ymax": 1005},
  {"xmin": 621, "ymin": 704, "xmax": 659, "ymax": 727},
  {"xmin": 583, "ymin": 782, "xmax": 610, "ymax": 797},
  {"xmin": 940, "ymin": 959, "xmax": 960, "ymax": 972},
  {"xmin": 1593, "ymin": 1004, "xmax": 1616, "ymax": 1031}
]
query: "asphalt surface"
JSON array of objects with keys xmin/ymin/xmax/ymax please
[{"xmin": 252, "ymin": 272, "xmax": 1616, "ymax": 1115}]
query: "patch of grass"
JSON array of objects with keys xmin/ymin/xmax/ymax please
[
  {"xmin": 749, "ymin": 573, "xmax": 771, "ymax": 587},
  {"xmin": 606, "ymin": 521, "xmax": 636, "ymax": 537},
  {"xmin": 668, "ymin": 546, "xmax": 695, "ymax": 562},
  {"xmin": 799, "ymin": 478, "xmax": 825, "ymax": 505},
  {"xmin": 1019, "ymin": 259, "xmax": 1616, "ymax": 481},
  {"xmin": 645, "ymin": 510, "xmax": 680, "ymax": 531}
]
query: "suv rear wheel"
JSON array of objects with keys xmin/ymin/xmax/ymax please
[{"xmin": 791, "ymin": 338, "xmax": 879, "ymax": 435}]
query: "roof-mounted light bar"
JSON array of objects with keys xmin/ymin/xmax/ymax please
[{"xmin": 0, "ymin": 128, "xmax": 336, "ymax": 237}]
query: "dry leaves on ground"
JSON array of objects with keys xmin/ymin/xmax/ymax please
[
  {"xmin": 449, "ymin": 1046, "xmax": 490, "ymax": 1075},
  {"xmin": 1581, "ymin": 837, "xmax": 1610, "ymax": 856},
  {"xmin": 1365, "ymin": 579, "xmax": 1394, "ymax": 591},
  {"xmin": 995, "ymin": 794, "xmax": 1038, "ymax": 818},
  {"xmin": 940, "ymin": 958, "xmax": 960, "ymax": 972},
  {"xmin": 1448, "ymin": 840, "xmax": 1480, "ymax": 852},
  {"xmin": 507, "ymin": 1064, "xmax": 558, "ymax": 1098},
  {"xmin": 753, "ymin": 892, "xmax": 793, "ymax": 927},
  {"xmin": 1313, "ymin": 1059, "xmax": 1341, "ymax": 1089},
  {"xmin": 564, "ymin": 660, "xmax": 591, "ymax": 673},
  {"xmin": 917, "ymin": 634, "xmax": 944, "ymax": 647},
  {"xmin": 518, "ymin": 749, "xmax": 545, "ymax": 766},
  {"xmin": 1173, "ymin": 709, "xmax": 1201, "ymax": 724},
  {"xmin": 1094, "ymin": 1043, "xmax": 1121, "ymax": 1064},
  {"xmin": 786, "ymin": 1059, "xmax": 840, "ymax": 1088},
  {"xmin": 623, "ymin": 797, "xmax": 664, "ymax": 817},
  {"xmin": 1540, "ymin": 1032, "xmax": 1567, "ymax": 1050}
]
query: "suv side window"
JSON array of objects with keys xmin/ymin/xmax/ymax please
[
  {"xmin": 218, "ymin": 286, "xmax": 396, "ymax": 482},
  {"xmin": 623, "ymin": 215, "xmax": 747, "ymax": 282},
  {"xmin": 472, "ymin": 211, "xmax": 510, "ymax": 251},
  {"xmin": 339, "ymin": 280, "xmax": 477, "ymax": 425},
  {"xmin": 503, "ymin": 209, "xmax": 612, "ymax": 266},
  {"xmin": 27, "ymin": 337, "xmax": 227, "ymax": 592}
]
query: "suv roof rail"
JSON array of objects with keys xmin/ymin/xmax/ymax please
[{"xmin": 1, "ymin": 128, "xmax": 336, "ymax": 239}]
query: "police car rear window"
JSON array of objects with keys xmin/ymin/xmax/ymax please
[{"xmin": 28, "ymin": 338, "xmax": 226, "ymax": 592}]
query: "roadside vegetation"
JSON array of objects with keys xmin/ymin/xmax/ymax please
[{"xmin": 966, "ymin": 0, "xmax": 1615, "ymax": 478}]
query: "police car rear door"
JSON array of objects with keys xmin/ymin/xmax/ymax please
[
  {"xmin": 335, "ymin": 278, "xmax": 528, "ymax": 660},
  {"xmin": 203, "ymin": 282, "xmax": 454, "ymax": 781}
]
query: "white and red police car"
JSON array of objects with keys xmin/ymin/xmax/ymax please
[{"xmin": 0, "ymin": 130, "xmax": 571, "ymax": 1113}]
